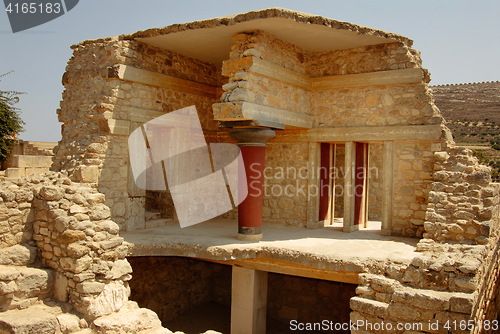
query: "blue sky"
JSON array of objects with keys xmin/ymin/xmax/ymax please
[{"xmin": 1, "ymin": 0, "xmax": 499, "ymax": 142}]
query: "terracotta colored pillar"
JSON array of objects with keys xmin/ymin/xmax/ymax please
[{"xmin": 229, "ymin": 128, "xmax": 275, "ymax": 241}]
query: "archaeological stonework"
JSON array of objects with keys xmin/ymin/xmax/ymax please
[{"xmin": 0, "ymin": 7, "xmax": 498, "ymax": 334}]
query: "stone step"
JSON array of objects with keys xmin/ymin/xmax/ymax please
[
  {"xmin": 0, "ymin": 308, "xmax": 59, "ymax": 334},
  {"xmin": 0, "ymin": 264, "xmax": 55, "ymax": 311},
  {"xmin": 145, "ymin": 211, "xmax": 161, "ymax": 221},
  {"xmin": 11, "ymin": 155, "xmax": 53, "ymax": 168}
]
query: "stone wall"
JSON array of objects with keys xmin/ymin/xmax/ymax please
[
  {"xmin": 262, "ymin": 142, "xmax": 309, "ymax": 227},
  {"xmin": 306, "ymin": 42, "xmax": 423, "ymax": 77},
  {"xmin": 220, "ymin": 30, "xmax": 310, "ymax": 116},
  {"xmin": 351, "ymin": 241, "xmax": 484, "ymax": 333},
  {"xmin": 0, "ymin": 172, "xmax": 134, "ymax": 320},
  {"xmin": 267, "ymin": 273, "xmax": 356, "ymax": 333},
  {"xmin": 423, "ymin": 147, "xmax": 499, "ymax": 244},
  {"xmin": 128, "ymin": 256, "xmax": 231, "ymax": 324},
  {"xmin": 54, "ymin": 38, "xmax": 225, "ymax": 230}
]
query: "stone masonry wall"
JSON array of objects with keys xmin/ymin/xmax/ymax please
[
  {"xmin": 262, "ymin": 142, "xmax": 309, "ymax": 227},
  {"xmin": 391, "ymin": 141, "xmax": 437, "ymax": 237},
  {"xmin": 351, "ymin": 241, "xmax": 484, "ymax": 333},
  {"xmin": 471, "ymin": 200, "xmax": 500, "ymax": 333},
  {"xmin": 306, "ymin": 42, "xmax": 424, "ymax": 77},
  {"xmin": 220, "ymin": 30, "xmax": 310, "ymax": 116},
  {"xmin": 55, "ymin": 39, "xmax": 224, "ymax": 230},
  {"xmin": 0, "ymin": 171, "xmax": 170, "ymax": 333},
  {"xmin": 423, "ymin": 147, "xmax": 498, "ymax": 245}
]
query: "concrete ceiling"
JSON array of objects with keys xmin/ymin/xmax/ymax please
[{"xmin": 136, "ymin": 16, "xmax": 399, "ymax": 65}]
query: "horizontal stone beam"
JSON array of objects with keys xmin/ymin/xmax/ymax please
[
  {"xmin": 203, "ymin": 257, "xmax": 360, "ymax": 284},
  {"xmin": 311, "ymin": 68, "xmax": 424, "ymax": 90},
  {"xmin": 271, "ymin": 125, "xmax": 443, "ymax": 143},
  {"xmin": 212, "ymin": 101, "xmax": 312, "ymax": 129},
  {"xmin": 116, "ymin": 65, "xmax": 218, "ymax": 99},
  {"xmin": 237, "ymin": 57, "xmax": 424, "ymax": 90}
]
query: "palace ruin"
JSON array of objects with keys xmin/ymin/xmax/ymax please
[{"xmin": 0, "ymin": 8, "xmax": 498, "ymax": 334}]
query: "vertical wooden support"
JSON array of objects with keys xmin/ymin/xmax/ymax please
[
  {"xmin": 307, "ymin": 142, "xmax": 323, "ymax": 229},
  {"xmin": 328, "ymin": 144, "xmax": 336, "ymax": 225},
  {"xmin": 319, "ymin": 143, "xmax": 331, "ymax": 222},
  {"xmin": 231, "ymin": 266, "xmax": 268, "ymax": 334},
  {"xmin": 381, "ymin": 141, "xmax": 394, "ymax": 235},
  {"xmin": 343, "ymin": 141, "xmax": 358, "ymax": 232},
  {"xmin": 363, "ymin": 144, "xmax": 370, "ymax": 228}
]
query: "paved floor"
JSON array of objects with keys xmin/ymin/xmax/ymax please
[{"xmin": 121, "ymin": 218, "xmax": 420, "ymax": 273}]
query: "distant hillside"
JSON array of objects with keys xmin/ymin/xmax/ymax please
[
  {"xmin": 431, "ymin": 81, "xmax": 500, "ymax": 144},
  {"xmin": 431, "ymin": 81, "xmax": 500, "ymax": 180}
]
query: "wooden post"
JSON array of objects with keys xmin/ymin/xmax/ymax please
[{"xmin": 381, "ymin": 141, "xmax": 394, "ymax": 235}]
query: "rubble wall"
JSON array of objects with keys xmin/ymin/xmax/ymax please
[
  {"xmin": 0, "ymin": 172, "xmax": 134, "ymax": 321},
  {"xmin": 351, "ymin": 242, "xmax": 483, "ymax": 333}
]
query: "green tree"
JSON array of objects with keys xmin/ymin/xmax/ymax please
[{"xmin": 0, "ymin": 72, "xmax": 25, "ymax": 161}]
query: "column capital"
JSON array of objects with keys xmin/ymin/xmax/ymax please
[{"xmin": 229, "ymin": 128, "xmax": 276, "ymax": 147}]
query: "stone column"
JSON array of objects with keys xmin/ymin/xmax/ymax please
[
  {"xmin": 231, "ymin": 266, "xmax": 268, "ymax": 334},
  {"xmin": 229, "ymin": 128, "xmax": 275, "ymax": 241}
]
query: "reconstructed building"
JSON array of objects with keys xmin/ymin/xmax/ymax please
[{"xmin": 0, "ymin": 8, "xmax": 498, "ymax": 334}]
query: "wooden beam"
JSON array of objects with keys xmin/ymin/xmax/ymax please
[
  {"xmin": 248, "ymin": 57, "xmax": 311, "ymax": 90},
  {"xmin": 270, "ymin": 125, "xmax": 442, "ymax": 143},
  {"xmin": 213, "ymin": 102, "xmax": 312, "ymax": 129},
  {"xmin": 116, "ymin": 65, "xmax": 218, "ymax": 99},
  {"xmin": 201, "ymin": 257, "xmax": 360, "ymax": 284},
  {"xmin": 218, "ymin": 119, "xmax": 285, "ymax": 130},
  {"xmin": 311, "ymin": 68, "xmax": 424, "ymax": 90}
]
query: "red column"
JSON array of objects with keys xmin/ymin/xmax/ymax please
[{"xmin": 229, "ymin": 128, "xmax": 275, "ymax": 241}]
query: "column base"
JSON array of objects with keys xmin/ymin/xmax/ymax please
[
  {"xmin": 237, "ymin": 233, "xmax": 263, "ymax": 241},
  {"xmin": 343, "ymin": 224, "xmax": 360, "ymax": 233},
  {"xmin": 238, "ymin": 226, "xmax": 262, "ymax": 241}
]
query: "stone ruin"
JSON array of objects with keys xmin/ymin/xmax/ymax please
[{"xmin": 0, "ymin": 8, "xmax": 498, "ymax": 334}]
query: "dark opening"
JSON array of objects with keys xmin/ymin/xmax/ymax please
[
  {"xmin": 267, "ymin": 273, "xmax": 357, "ymax": 333},
  {"xmin": 128, "ymin": 256, "xmax": 231, "ymax": 334}
]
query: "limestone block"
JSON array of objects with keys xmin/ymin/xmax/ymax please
[
  {"xmin": 450, "ymin": 294, "xmax": 474, "ymax": 314},
  {"xmin": 99, "ymin": 237, "xmax": 123, "ymax": 250},
  {"xmin": 39, "ymin": 185, "xmax": 64, "ymax": 201},
  {"xmin": 92, "ymin": 301, "xmax": 161, "ymax": 333},
  {"xmin": 5, "ymin": 168, "xmax": 25, "ymax": 179},
  {"xmin": 15, "ymin": 267, "xmax": 54, "ymax": 299},
  {"xmin": 85, "ymin": 282, "xmax": 130, "ymax": 319},
  {"xmin": 60, "ymin": 255, "xmax": 92, "ymax": 274},
  {"xmin": 0, "ymin": 266, "xmax": 21, "ymax": 281},
  {"xmin": 0, "ymin": 281, "xmax": 17, "ymax": 295},
  {"xmin": 97, "ymin": 220, "xmax": 119, "ymax": 235},
  {"xmin": 58, "ymin": 230, "xmax": 86, "ymax": 244},
  {"xmin": 392, "ymin": 288, "xmax": 450, "ymax": 311},
  {"xmin": 75, "ymin": 166, "xmax": 99, "ymax": 183},
  {"xmin": 54, "ymin": 272, "xmax": 69, "ymax": 303},
  {"xmin": 0, "ymin": 245, "xmax": 37, "ymax": 266},
  {"xmin": 77, "ymin": 282, "xmax": 105, "ymax": 294},
  {"xmin": 110, "ymin": 259, "xmax": 132, "ymax": 279},
  {"xmin": 350, "ymin": 297, "xmax": 388, "ymax": 318},
  {"xmin": 0, "ymin": 308, "xmax": 58, "ymax": 334},
  {"xmin": 57, "ymin": 313, "xmax": 81, "ymax": 334},
  {"xmin": 89, "ymin": 205, "xmax": 111, "ymax": 221}
]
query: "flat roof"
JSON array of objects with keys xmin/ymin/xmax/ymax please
[{"xmin": 76, "ymin": 8, "xmax": 412, "ymax": 66}]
